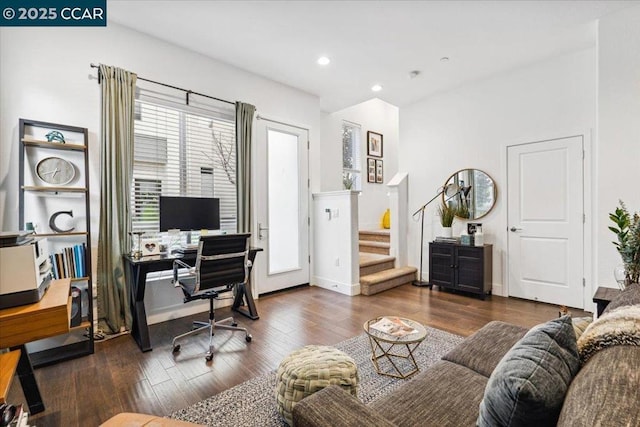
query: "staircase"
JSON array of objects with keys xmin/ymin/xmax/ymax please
[{"xmin": 359, "ymin": 230, "xmax": 417, "ymax": 295}]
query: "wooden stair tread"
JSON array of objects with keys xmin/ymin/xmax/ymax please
[
  {"xmin": 360, "ymin": 266, "xmax": 417, "ymax": 284},
  {"xmin": 359, "ymin": 229, "xmax": 390, "ymax": 236},
  {"xmin": 358, "ymin": 240, "xmax": 390, "ymax": 248},
  {"xmin": 359, "ymin": 253, "xmax": 395, "ymax": 267}
]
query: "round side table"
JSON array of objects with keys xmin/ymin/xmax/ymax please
[{"xmin": 363, "ymin": 316, "xmax": 427, "ymax": 379}]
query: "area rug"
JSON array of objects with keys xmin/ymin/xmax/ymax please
[{"xmin": 170, "ymin": 327, "xmax": 464, "ymax": 426}]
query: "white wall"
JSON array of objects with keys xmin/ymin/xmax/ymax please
[
  {"xmin": 0, "ymin": 23, "xmax": 321, "ymax": 233},
  {"xmin": 597, "ymin": 5, "xmax": 640, "ymax": 288},
  {"xmin": 311, "ymin": 191, "xmax": 360, "ymax": 295},
  {"xmin": 0, "ymin": 24, "xmax": 320, "ymax": 322},
  {"xmin": 321, "ymin": 98, "xmax": 399, "ymax": 230},
  {"xmin": 400, "ymin": 48, "xmax": 596, "ymax": 296}
]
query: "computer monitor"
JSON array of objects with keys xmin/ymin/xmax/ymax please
[{"xmin": 159, "ymin": 196, "xmax": 221, "ymax": 232}]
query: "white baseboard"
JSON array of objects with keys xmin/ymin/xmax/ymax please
[
  {"xmin": 492, "ymin": 282, "xmax": 505, "ymax": 297},
  {"xmin": 312, "ymin": 276, "xmax": 360, "ymax": 296}
]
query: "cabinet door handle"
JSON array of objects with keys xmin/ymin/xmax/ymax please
[{"xmin": 510, "ymin": 226, "xmax": 523, "ymax": 232}]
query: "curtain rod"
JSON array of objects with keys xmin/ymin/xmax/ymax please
[{"xmin": 90, "ymin": 63, "xmax": 235, "ymax": 106}]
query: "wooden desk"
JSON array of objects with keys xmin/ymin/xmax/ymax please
[
  {"xmin": 0, "ymin": 350, "xmax": 20, "ymax": 404},
  {"xmin": 0, "ymin": 278, "xmax": 71, "ymax": 414},
  {"xmin": 123, "ymin": 248, "xmax": 262, "ymax": 352}
]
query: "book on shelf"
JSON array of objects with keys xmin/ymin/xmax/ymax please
[
  {"xmin": 49, "ymin": 243, "xmax": 87, "ymax": 279},
  {"xmin": 369, "ymin": 316, "xmax": 418, "ymax": 338}
]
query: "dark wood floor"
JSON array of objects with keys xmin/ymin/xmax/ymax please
[{"xmin": 9, "ymin": 284, "xmax": 589, "ymax": 426}]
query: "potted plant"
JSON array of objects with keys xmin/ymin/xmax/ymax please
[
  {"xmin": 609, "ymin": 200, "xmax": 640, "ymax": 288},
  {"xmin": 438, "ymin": 202, "xmax": 456, "ymax": 238}
]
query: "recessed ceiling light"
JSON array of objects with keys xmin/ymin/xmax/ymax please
[
  {"xmin": 317, "ymin": 56, "xmax": 330, "ymax": 66},
  {"xmin": 440, "ymin": 57, "xmax": 450, "ymax": 62},
  {"xmin": 371, "ymin": 84, "xmax": 383, "ymax": 92}
]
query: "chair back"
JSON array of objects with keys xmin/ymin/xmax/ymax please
[{"xmin": 193, "ymin": 233, "xmax": 251, "ymax": 293}]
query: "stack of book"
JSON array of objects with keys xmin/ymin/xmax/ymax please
[
  {"xmin": 49, "ymin": 244, "xmax": 87, "ymax": 279},
  {"xmin": 434, "ymin": 236, "xmax": 460, "ymax": 244}
]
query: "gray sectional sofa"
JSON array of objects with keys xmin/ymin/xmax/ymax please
[{"xmin": 293, "ymin": 284, "xmax": 640, "ymax": 427}]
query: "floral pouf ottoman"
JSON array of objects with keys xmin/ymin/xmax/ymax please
[{"xmin": 275, "ymin": 345, "xmax": 359, "ymax": 425}]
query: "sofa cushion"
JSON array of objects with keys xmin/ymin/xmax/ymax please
[
  {"xmin": 292, "ymin": 385, "xmax": 396, "ymax": 427},
  {"xmin": 442, "ymin": 321, "xmax": 527, "ymax": 377},
  {"xmin": 477, "ymin": 315, "xmax": 580, "ymax": 427},
  {"xmin": 557, "ymin": 345, "xmax": 640, "ymax": 427},
  {"xmin": 603, "ymin": 282, "xmax": 640, "ymax": 314},
  {"xmin": 370, "ymin": 360, "xmax": 488, "ymax": 427}
]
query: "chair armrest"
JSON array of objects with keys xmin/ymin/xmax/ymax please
[
  {"xmin": 292, "ymin": 385, "xmax": 396, "ymax": 427},
  {"xmin": 173, "ymin": 259, "xmax": 192, "ymax": 285}
]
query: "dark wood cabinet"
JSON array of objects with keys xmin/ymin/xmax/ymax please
[{"xmin": 429, "ymin": 242, "xmax": 492, "ymax": 299}]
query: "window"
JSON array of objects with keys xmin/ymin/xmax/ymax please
[
  {"xmin": 131, "ymin": 92, "xmax": 237, "ymax": 237},
  {"xmin": 132, "ymin": 178, "xmax": 161, "ymax": 234},
  {"xmin": 342, "ymin": 121, "xmax": 361, "ymax": 190}
]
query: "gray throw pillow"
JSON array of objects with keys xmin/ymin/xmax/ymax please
[{"xmin": 477, "ymin": 315, "xmax": 580, "ymax": 427}]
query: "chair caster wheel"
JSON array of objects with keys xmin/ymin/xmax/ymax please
[
  {"xmin": 246, "ymin": 335, "xmax": 252, "ymax": 342},
  {"xmin": 172, "ymin": 345, "xmax": 181, "ymax": 353},
  {"xmin": 205, "ymin": 353, "xmax": 213, "ymax": 362},
  {"xmin": 232, "ymin": 322, "xmax": 238, "ymax": 327}
]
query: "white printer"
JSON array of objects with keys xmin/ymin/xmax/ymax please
[{"xmin": 0, "ymin": 231, "xmax": 52, "ymax": 309}]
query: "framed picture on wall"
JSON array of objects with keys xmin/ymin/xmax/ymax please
[
  {"xmin": 375, "ymin": 159, "xmax": 384, "ymax": 183},
  {"xmin": 367, "ymin": 131, "xmax": 383, "ymax": 157},
  {"xmin": 367, "ymin": 158, "xmax": 376, "ymax": 183}
]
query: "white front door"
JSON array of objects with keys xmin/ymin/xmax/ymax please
[
  {"xmin": 507, "ymin": 136, "xmax": 584, "ymax": 308},
  {"xmin": 254, "ymin": 119, "xmax": 310, "ymax": 295}
]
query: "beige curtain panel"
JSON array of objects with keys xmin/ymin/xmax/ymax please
[
  {"xmin": 97, "ymin": 64, "xmax": 137, "ymax": 334},
  {"xmin": 236, "ymin": 102, "xmax": 256, "ymax": 233}
]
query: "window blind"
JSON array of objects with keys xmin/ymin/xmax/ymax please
[{"xmin": 131, "ymin": 89, "xmax": 237, "ymax": 237}]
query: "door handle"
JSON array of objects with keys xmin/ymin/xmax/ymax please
[
  {"xmin": 510, "ymin": 226, "xmax": 523, "ymax": 232},
  {"xmin": 258, "ymin": 222, "xmax": 269, "ymax": 240}
]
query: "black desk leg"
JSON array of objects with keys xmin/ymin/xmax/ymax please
[
  {"xmin": 15, "ymin": 345, "xmax": 44, "ymax": 414},
  {"xmin": 128, "ymin": 263, "xmax": 152, "ymax": 352},
  {"xmin": 232, "ymin": 282, "xmax": 260, "ymax": 320},
  {"xmin": 231, "ymin": 251, "xmax": 260, "ymax": 320}
]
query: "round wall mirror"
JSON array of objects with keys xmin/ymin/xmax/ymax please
[{"xmin": 442, "ymin": 169, "xmax": 497, "ymax": 220}]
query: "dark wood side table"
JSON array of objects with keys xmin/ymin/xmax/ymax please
[{"xmin": 592, "ymin": 286, "xmax": 622, "ymax": 316}]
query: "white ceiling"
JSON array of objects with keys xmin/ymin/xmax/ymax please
[{"xmin": 108, "ymin": 0, "xmax": 635, "ymax": 113}]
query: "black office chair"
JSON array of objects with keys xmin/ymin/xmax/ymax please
[{"xmin": 172, "ymin": 233, "xmax": 253, "ymax": 361}]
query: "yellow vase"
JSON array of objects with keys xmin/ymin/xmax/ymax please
[{"xmin": 382, "ymin": 209, "xmax": 391, "ymax": 229}]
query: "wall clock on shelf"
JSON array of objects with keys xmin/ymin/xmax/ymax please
[{"xmin": 35, "ymin": 156, "xmax": 76, "ymax": 185}]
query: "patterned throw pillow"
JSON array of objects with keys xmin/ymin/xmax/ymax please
[
  {"xmin": 477, "ymin": 315, "xmax": 580, "ymax": 427},
  {"xmin": 571, "ymin": 316, "xmax": 593, "ymax": 339},
  {"xmin": 577, "ymin": 304, "xmax": 640, "ymax": 364}
]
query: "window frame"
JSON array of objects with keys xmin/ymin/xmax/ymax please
[
  {"xmin": 342, "ymin": 120, "xmax": 362, "ymax": 191},
  {"xmin": 130, "ymin": 91, "xmax": 238, "ymax": 238}
]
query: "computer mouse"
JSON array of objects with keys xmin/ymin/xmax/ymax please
[{"xmin": 0, "ymin": 404, "xmax": 16, "ymax": 427}]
